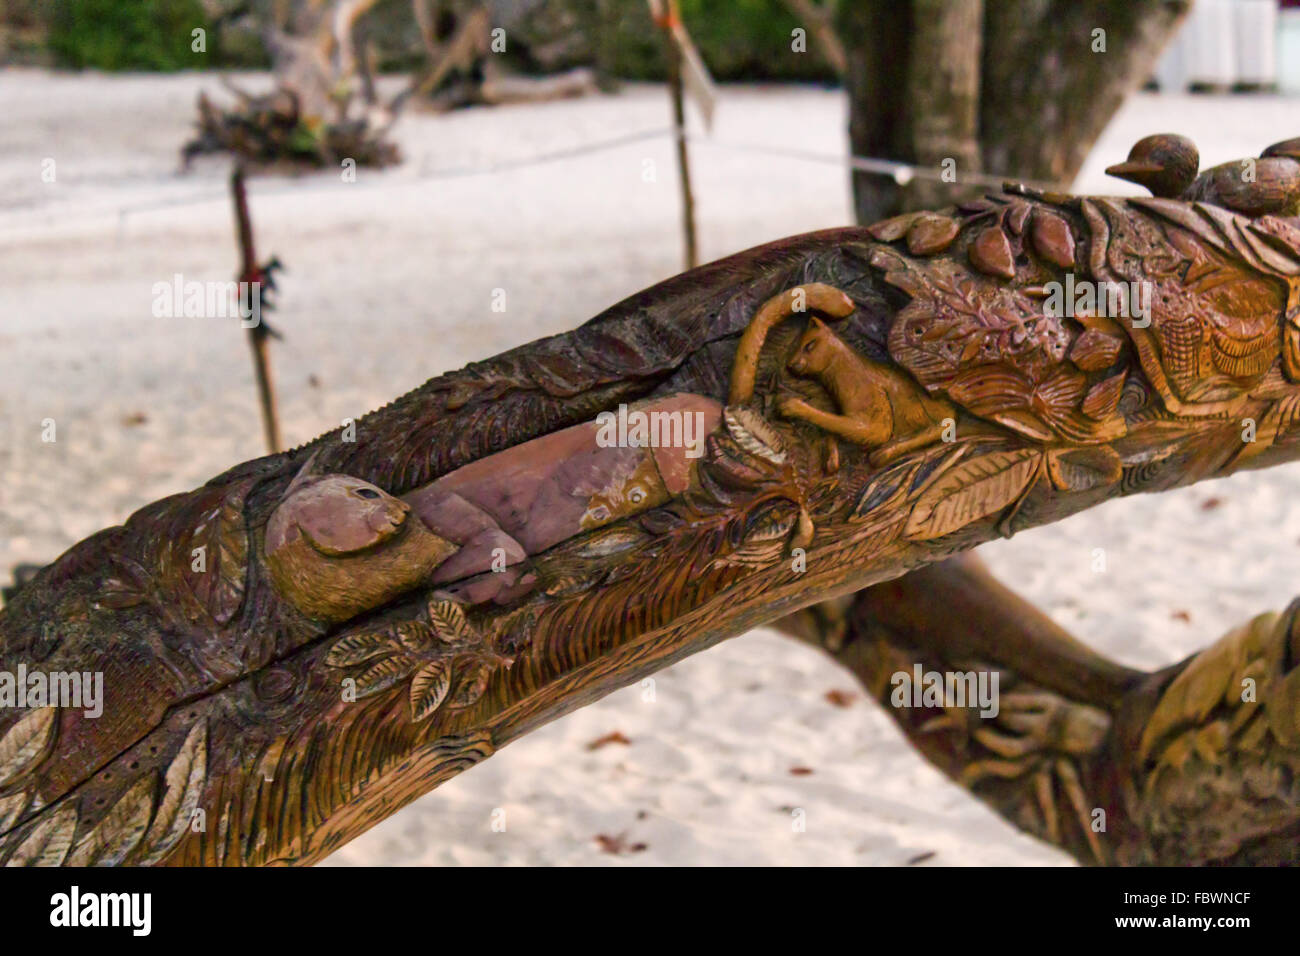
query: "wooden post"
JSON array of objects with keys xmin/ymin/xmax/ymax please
[
  {"xmin": 230, "ymin": 164, "xmax": 283, "ymax": 455},
  {"xmin": 653, "ymin": 0, "xmax": 698, "ymax": 270}
]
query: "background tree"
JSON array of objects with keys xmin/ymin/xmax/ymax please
[{"xmin": 835, "ymin": 0, "xmax": 1193, "ymax": 220}]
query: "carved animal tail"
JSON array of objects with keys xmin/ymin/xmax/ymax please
[{"xmin": 727, "ymin": 283, "xmax": 856, "ymax": 405}]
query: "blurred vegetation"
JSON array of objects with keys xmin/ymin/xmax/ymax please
[
  {"xmin": 4, "ymin": 0, "xmax": 840, "ymax": 83},
  {"xmin": 45, "ymin": 0, "xmax": 217, "ymax": 71},
  {"xmin": 609, "ymin": 0, "xmax": 837, "ymax": 83}
]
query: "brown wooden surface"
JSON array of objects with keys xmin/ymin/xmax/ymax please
[{"xmin": 3, "ymin": 133, "xmax": 1300, "ymax": 865}]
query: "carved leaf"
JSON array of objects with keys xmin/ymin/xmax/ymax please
[
  {"xmin": 867, "ymin": 211, "xmax": 922, "ymax": 242},
  {"xmin": 1034, "ymin": 367, "xmax": 1087, "ymax": 412},
  {"xmin": 352, "ymin": 657, "xmax": 412, "ymax": 699},
  {"xmin": 96, "ymin": 578, "xmax": 146, "ymax": 610},
  {"xmin": 394, "ymin": 621, "xmax": 436, "ymax": 651},
  {"xmin": 139, "ymin": 720, "xmax": 207, "ymax": 866},
  {"xmin": 448, "ymin": 660, "xmax": 494, "ymax": 710},
  {"xmin": 1070, "ymin": 330, "xmax": 1123, "ymax": 372},
  {"xmin": 1045, "ymin": 446, "xmax": 1122, "ymax": 492},
  {"xmin": 906, "ymin": 214, "xmax": 960, "ymax": 256},
  {"xmin": 702, "ymin": 442, "xmax": 769, "ymax": 490},
  {"xmin": 326, "ymin": 631, "xmax": 400, "ymax": 667},
  {"xmin": 723, "ymin": 406, "xmax": 786, "ymax": 466},
  {"xmin": 1139, "ymin": 613, "xmax": 1272, "ymax": 761},
  {"xmin": 427, "ymin": 599, "xmax": 476, "ymax": 645},
  {"xmin": 66, "ymin": 773, "xmax": 155, "ymax": 866},
  {"xmin": 1275, "ymin": 393, "xmax": 1300, "ymax": 434},
  {"xmin": 4, "ymin": 804, "xmax": 77, "ymax": 867},
  {"xmin": 0, "ymin": 790, "xmax": 28, "ymax": 833},
  {"xmin": 574, "ymin": 527, "xmax": 649, "ymax": 558},
  {"xmin": 969, "ymin": 226, "xmax": 1016, "ymax": 279},
  {"xmin": 1081, "ymin": 373, "xmax": 1127, "ymax": 420},
  {"xmin": 409, "ymin": 661, "xmax": 453, "ymax": 722},
  {"xmin": 904, "ymin": 449, "xmax": 1041, "ymax": 540},
  {"xmin": 175, "ymin": 479, "xmax": 254, "ymax": 627},
  {"xmin": 851, "ymin": 460, "xmax": 918, "ymax": 521},
  {"xmin": 1029, "ymin": 209, "xmax": 1076, "ymax": 269},
  {"xmin": 738, "ymin": 501, "xmax": 794, "ymax": 540},
  {"xmin": 712, "ymin": 541, "xmax": 785, "ymax": 568},
  {"xmin": 946, "ymin": 368, "xmax": 1034, "ymax": 417},
  {"xmin": 1261, "ymin": 392, "xmax": 1300, "ymax": 445},
  {"xmin": 851, "ymin": 445, "xmax": 968, "ymax": 522},
  {"xmin": 0, "ymin": 707, "xmax": 57, "ymax": 789}
]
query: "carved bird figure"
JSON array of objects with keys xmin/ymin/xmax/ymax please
[
  {"xmin": 1105, "ymin": 133, "xmax": 1200, "ymax": 199},
  {"xmin": 1108, "ymin": 133, "xmax": 1300, "ymax": 217}
]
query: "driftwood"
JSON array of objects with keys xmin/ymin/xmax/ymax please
[
  {"xmin": 409, "ymin": 2, "xmax": 601, "ymax": 112},
  {"xmin": 3, "ymin": 133, "xmax": 1300, "ymax": 865},
  {"xmin": 184, "ymin": 1, "xmax": 403, "ymax": 170}
]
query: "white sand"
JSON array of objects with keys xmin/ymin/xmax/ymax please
[{"xmin": 1, "ymin": 70, "xmax": 1298, "ymax": 865}]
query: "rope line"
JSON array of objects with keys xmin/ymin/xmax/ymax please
[
  {"xmin": 684, "ymin": 133, "xmax": 1061, "ymax": 192},
  {"xmin": 4, "ymin": 127, "xmax": 1065, "ymax": 230}
]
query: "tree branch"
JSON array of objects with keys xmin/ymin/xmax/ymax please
[{"xmin": 3, "ymin": 154, "xmax": 1299, "ymax": 865}]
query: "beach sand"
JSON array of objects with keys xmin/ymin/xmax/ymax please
[{"xmin": 1, "ymin": 70, "xmax": 1297, "ymax": 865}]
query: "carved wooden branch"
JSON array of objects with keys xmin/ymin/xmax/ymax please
[
  {"xmin": 3, "ymin": 134, "xmax": 1300, "ymax": 865},
  {"xmin": 779, "ymin": 554, "xmax": 1300, "ymax": 865}
]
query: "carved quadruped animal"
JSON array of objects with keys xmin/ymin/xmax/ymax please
[
  {"xmin": 781, "ymin": 314, "xmax": 957, "ymax": 467},
  {"xmin": 725, "ymin": 283, "xmax": 953, "ymax": 467}
]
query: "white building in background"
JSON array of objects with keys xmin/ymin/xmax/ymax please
[{"xmin": 1153, "ymin": 0, "xmax": 1300, "ymax": 94}]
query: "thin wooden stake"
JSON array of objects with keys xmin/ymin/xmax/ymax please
[
  {"xmin": 230, "ymin": 164, "xmax": 282, "ymax": 455},
  {"xmin": 655, "ymin": 0, "xmax": 698, "ymax": 270}
]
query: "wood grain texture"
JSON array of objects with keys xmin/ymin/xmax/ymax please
[{"xmin": 3, "ymin": 133, "xmax": 1300, "ymax": 865}]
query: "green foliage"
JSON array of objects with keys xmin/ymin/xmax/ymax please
[
  {"xmin": 47, "ymin": 0, "xmax": 212, "ymax": 72},
  {"xmin": 610, "ymin": 0, "xmax": 838, "ymax": 83},
  {"xmin": 38, "ymin": 0, "xmax": 837, "ymax": 82}
]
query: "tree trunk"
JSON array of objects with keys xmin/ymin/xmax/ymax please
[{"xmin": 838, "ymin": 0, "xmax": 1192, "ymax": 221}]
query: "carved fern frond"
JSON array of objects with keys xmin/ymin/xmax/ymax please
[{"xmin": 724, "ymin": 406, "xmax": 787, "ymax": 466}]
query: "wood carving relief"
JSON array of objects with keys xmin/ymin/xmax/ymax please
[{"xmin": 3, "ymin": 134, "xmax": 1300, "ymax": 865}]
